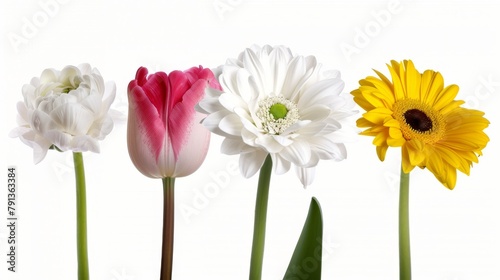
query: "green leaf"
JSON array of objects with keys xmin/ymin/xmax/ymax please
[{"xmin": 283, "ymin": 197, "xmax": 323, "ymax": 280}]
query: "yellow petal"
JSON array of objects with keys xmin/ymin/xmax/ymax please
[
  {"xmin": 421, "ymin": 70, "xmax": 444, "ymax": 105},
  {"xmin": 406, "ymin": 139, "xmax": 425, "ymax": 166},
  {"xmin": 401, "ymin": 145, "xmax": 416, "ymax": 173},
  {"xmin": 373, "ymin": 131, "xmax": 389, "ymax": 146},
  {"xmin": 433, "ymin": 84, "xmax": 459, "ymax": 111},
  {"xmin": 376, "ymin": 144, "xmax": 388, "ymax": 161},
  {"xmin": 387, "ymin": 62, "xmax": 406, "ymax": 100},
  {"xmin": 403, "ymin": 60, "xmax": 422, "ymax": 100},
  {"xmin": 363, "ymin": 107, "xmax": 393, "ymax": 124}
]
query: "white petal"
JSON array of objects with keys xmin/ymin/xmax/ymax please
[
  {"xmin": 255, "ymin": 134, "xmax": 285, "ymax": 153},
  {"xmin": 30, "ymin": 110, "xmax": 56, "ymax": 134},
  {"xmin": 271, "ymin": 134, "xmax": 294, "ymax": 147},
  {"xmin": 271, "ymin": 154, "xmax": 291, "ymax": 175},
  {"xmin": 80, "ymin": 93, "xmax": 102, "ymax": 114},
  {"xmin": 45, "ymin": 130, "xmax": 72, "ymax": 150},
  {"xmin": 298, "ymin": 120, "xmax": 341, "ymax": 136},
  {"xmin": 309, "ymin": 137, "xmax": 347, "ymax": 161},
  {"xmin": 219, "ymin": 92, "xmax": 248, "ymax": 112},
  {"xmin": 50, "ymin": 103, "xmax": 94, "ymax": 135},
  {"xmin": 219, "ymin": 114, "xmax": 244, "ymax": 136},
  {"xmin": 299, "ymin": 105, "xmax": 331, "ymax": 122},
  {"xmin": 32, "ymin": 136, "xmax": 53, "ymax": 164},
  {"xmin": 201, "ymin": 110, "xmax": 233, "ymax": 137},
  {"xmin": 297, "ymin": 78, "xmax": 344, "ymax": 109},
  {"xmin": 239, "ymin": 150, "xmax": 268, "ymax": 178},
  {"xmin": 269, "ymin": 46, "xmax": 292, "ymax": 94},
  {"xmin": 71, "ymin": 135, "xmax": 100, "ymax": 153},
  {"xmin": 241, "ymin": 48, "xmax": 267, "ymax": 93},
  {"xmin": 102, "ymin": 81, "xmax": 116, "ymax": 112},
  {"xmin": 295, "ymin": 166, "xmax": 316, "ymax": 187},
  {"xmin": 281, "ymin": 56, "xmax": 318, "ymax": 101},
  {"xmin": 281, "ymin": 141, "xmax": 312, "ymax": 166},
  {"xmin": 9, "ymin": 127, "xmax": 31, "ymax": 138},
  {"xmin": 197, "ymin": 97, "xmax": 224, "ymax": 114},
  {"xmin": 88, "ymin": 115, "xmax": 114, "ymax": 139},
  {"xmin": 77, "ymin": 63, "xmax": 92, "ymax": 75},
  {"xmin": 221, "ymin": 138, "xmax": 254, "ymax": 155},
  {"xmin": 281, "ymin": 120, "xmax": 311, "ymax": 135}
]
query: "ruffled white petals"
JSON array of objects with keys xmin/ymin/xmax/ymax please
[
  {"xmin": 10, "ymin": 64, "xmax": 116, "ymax": 163},
  {"xmin": 50, "ymin": 104, "xmax": 94, "ymax": 135},
  {"xmin": 197, "ymin": 45, "xmax": 356, "ymax": 186}
]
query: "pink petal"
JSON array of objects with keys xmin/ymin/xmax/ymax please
[
  {"xmin": 128, "ymin": 68, "xmax": 168, "ymax": 161},
  {"xmin": 167, "ymin": 71, "xmax": 214, "ymax": 161}
]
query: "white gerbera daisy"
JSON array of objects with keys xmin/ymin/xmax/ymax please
[{"xmin": 197, "ymin": 45, "xmax": 356, "ymax": 186}]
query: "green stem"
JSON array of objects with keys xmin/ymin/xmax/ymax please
[
  {"xmin": 399, "ymin": 165, "xmax": 411, "ymax": 280},
  {"xmin": 249, "ymin": 155, "xmax": 273, "ymax": 280},
  {"xmin": 73, "ymin": 152, "xmax": 89, "ymax": 280},
  {"xmin": 160, "ymin": 177, "xmax": 175, "ymax": 280}
]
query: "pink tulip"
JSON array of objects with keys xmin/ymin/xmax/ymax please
[{"xmin": 127, "ymin": 66, "xmax": 221, "ymax": 178}]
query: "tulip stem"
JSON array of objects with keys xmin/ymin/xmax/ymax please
[
  {"xmin": 161, "ymin": 177, "xmax": 175, "ymax": 280},
  {"xmin": 73, "ymin": 152, "xmax": 89, "ymax": 280},
  {"xmin": 399, "ymin": 165, "xmax": 411, "ymax": 280},
  {"xmin": 249, "ymin": 155, "xmax": 273, "ymax": 280}
]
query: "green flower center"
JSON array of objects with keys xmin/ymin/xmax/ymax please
[
  {"xmin": 256, "ymin": 95, "xmax": 300, "ymax": 135},
  {"xmin": 269, "ymin": 103, "xmax": 288, "ymax": 119}
]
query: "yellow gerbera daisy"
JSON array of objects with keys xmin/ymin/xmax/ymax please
[{"xmin": 351, "ymin": 60, "xmax": 490, "ymax": 189}]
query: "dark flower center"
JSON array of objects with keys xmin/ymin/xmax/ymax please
[{"xmin": 404, "ymin": 109, "xmax": 433, "ymax": 132}]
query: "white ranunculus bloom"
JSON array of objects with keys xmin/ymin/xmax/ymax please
[
  {"xmin": 10, "ymin": 63, "xmax": 116, "ymax": 163},
  {"xmin": 197, "ymin": 45, "xmax": 357, "ymax": 186}
]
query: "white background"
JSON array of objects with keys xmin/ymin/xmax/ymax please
[{"xmin": 1, "ymin": 0, "xmax": 499, "ymax": 279}]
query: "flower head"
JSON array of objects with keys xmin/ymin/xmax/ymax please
[
  {"xmin": 127, "ymin": 66, "xmax": 221, "ymax": 178},
  {"xmin": 197, "ymin": 45, "xmax": 356, "ymax": 186},
  {"xmin": 351, "ymin": 60, "xmax": 490, "ymax": 189},
  {"xmin": 10, "ymin": 63, "xmax": 116, "ymax": 163}
]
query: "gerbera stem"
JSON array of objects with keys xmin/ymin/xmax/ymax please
[
  {"xmin": 249, "ymin": 155, "xmax": 273, "ymax": 280},
  {"xmin": 73, "ymin": 152, "xmax": 89, "ymax": 280},
  {"xmin": 399, "ymin": 165, "xmax": 411, "ymax": 280},
  {"xmin": 161, "ymin": 177, "xmax": 175, "ymax": 280}
]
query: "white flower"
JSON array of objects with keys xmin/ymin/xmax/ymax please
[
  {"xmin": 10, "ymin": 63, "xmax": 116, "ymax": 163},
  {"xmin": 197, "ymin": 45, "xmax": 356, "ymax": 186}
]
